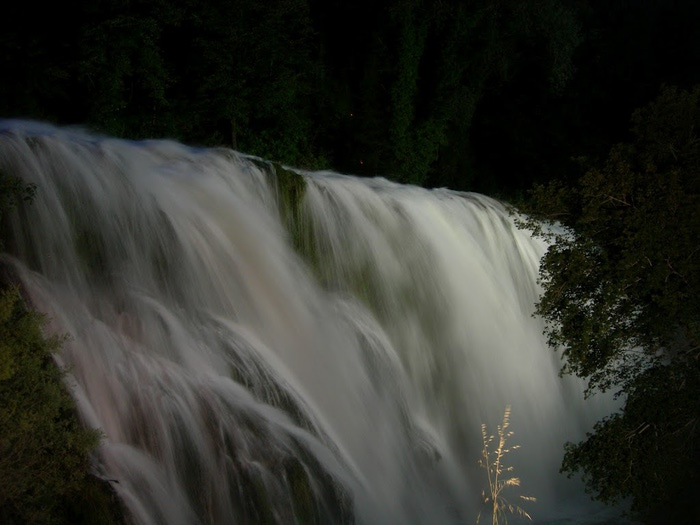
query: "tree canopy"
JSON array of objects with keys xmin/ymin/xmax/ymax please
[
  {"xmin": 520, "ymin": 85, "xmax": 700, "ymax": 523},
  {"xmin": 4, "ymin": 1, "xmax": 700, "ymax": 194},
  {"xmin": 12, "ymin": 0, "xmax": 690, "ymax": 193}
]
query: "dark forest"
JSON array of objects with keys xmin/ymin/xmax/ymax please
[{"xmin": 2, "ymin": 0, "xmax": 699, "ymax": 195}]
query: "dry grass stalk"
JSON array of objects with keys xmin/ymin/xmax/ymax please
[{"xmin": 476, "ymin": 405, "xmax": 536, "ymax": 525}]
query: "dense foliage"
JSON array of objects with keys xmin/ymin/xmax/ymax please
[
  {"xmin": 521, "ymin": 86, "xmax": 700, "ymax": 523},
  {"xmin": 0, "ymin": 284, "xmax": 126, "ymax": 524},
  {"xmin": 4, "ymin": 0, "xmax": 700, "ymax": 194},
  {"xmin": 0, "ymin": 172, "xmax": 124, "ymax": 524}
]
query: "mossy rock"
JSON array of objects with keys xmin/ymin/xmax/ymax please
[{"xmin": 284, "ymin": 457, "xmax": 317, "ymax": 525}]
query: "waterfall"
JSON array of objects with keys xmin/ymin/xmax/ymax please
[{"xmin": 0, "ymin": 121, "xmax": 624, "ymax": 524}]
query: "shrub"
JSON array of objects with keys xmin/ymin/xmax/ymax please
[{"xmin": 0, "ymin": 285, "xmax": 123, "ymax": 524}]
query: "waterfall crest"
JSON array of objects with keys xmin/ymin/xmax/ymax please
[{"xmin": 0, "ymin": 121, "xmax": 619, "ymax": 524}]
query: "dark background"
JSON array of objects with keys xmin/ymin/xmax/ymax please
[{"xmin": 2, "ymin": 0, "xmax": 699, "ymax": 196}]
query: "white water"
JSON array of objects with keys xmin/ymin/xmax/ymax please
[{"xmin": 0, "ymin": 121, "xmax": 624, "ymax": 524}]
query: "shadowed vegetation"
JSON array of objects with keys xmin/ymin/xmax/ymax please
[{"xmin": 519, "ymin": 86, "xmax": 700, "ymax": 524}]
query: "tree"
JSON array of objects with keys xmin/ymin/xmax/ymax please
[
  {"xmin": 189, "ymin": 0, "xmax": 324, "ymax": 166},
  {"xmin": 77, "ymin": 1, "xmax": 175, "ymax": 138},
  {"xmin": 519, "ymin": 85, "xmax": 700, "ymax": 523},
  {"xmin": 309, "ymin": 0, "xmax": 582, "ymax": 186}
]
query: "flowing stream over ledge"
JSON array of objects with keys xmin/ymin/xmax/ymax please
[{"xmin": 0, "ymin": 121, "xmax": 625, "ymax": 524}]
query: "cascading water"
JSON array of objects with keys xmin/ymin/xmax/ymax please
[{"xmin": 0, "ymin": 121, "xmax": 626, "ymax": 524}]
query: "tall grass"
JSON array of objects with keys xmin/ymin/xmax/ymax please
[{"xmin": 477, "ymin": 405, "xmax": 536, "ymax": 525}]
